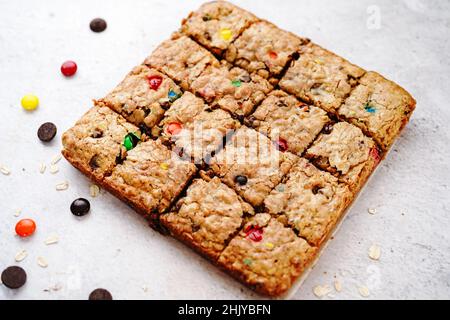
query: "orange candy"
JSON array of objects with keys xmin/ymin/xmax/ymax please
[{"xmin": 15, "ymin": 219, "xmax": 36, "ymax": 237}]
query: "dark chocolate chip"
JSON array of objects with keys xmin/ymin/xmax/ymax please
[
  {"xmin": 89, "ymin": 288, "xmax": 113, "ymax": 300},
  {"xmin": 71, "ymin": 198, "xmax": 90, "ymax": 217},
  {"xmin": 1, "ymin": 266, "xmax": 27, "ymax": 289},
  {"xmin": 160, "ymin": 101, "xmax": 171, "ymax": 110},
  {"xmin": 91, "ymin": 128, "xmax": 103, "ymax": 138},
  {"xmin": 322, "ymin": 123, "xmax": 334, "ymax": 135},
  {"xmin": 37, "ymin": 122, "xmax": 57, "ymax": 142},
  {"xmin": 312, "ymin": 185, "xmax": 322, "ymax": 195},
  {"xmin": 235, "ymin": 175, "xmax": 248, "ymax": 186},
  {"xmin": 291, "ymin": 51, "xmax": 300, "ymax": 60},
  {"xmin": 89, "ymin": 155, "xmax": 100, "ymax": 169},
  {"xmin": 90, "ymin": 18, "xmax": 107, "ymax": 33}
]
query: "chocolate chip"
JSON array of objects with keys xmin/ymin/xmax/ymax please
[
  {"xmin": 70, "ymin": 198, "xmax": 90, "ymax": 217},
  {"xmin": 89, "ymin": 155, "xmax": 100, "ymax": 169},
  {"xmin": 91, "ymin": 128, "xmax": 103, "ymax": 138},
  {"xmin": 1, "ymin": 266, "xmax": 27, "ymax": 289},
  {"xmin": 235, "ymin": 175, "xmax": 248, "ymax": 186},
  {"xmin": 37, "ymin": 122, "xmax": 57, "ymax": 142},
  {"xmin": 160, "ymin": 101, "xmax": 171, "ymax": 110},
  {"xmin": 322, "ymin": 123, "xmax": 334, "ymax": 134},
  {"xmin": 90, "ymin": 18, "xmax": 107, "ymax": 33},
  {"xmin": 312, "ymin": 185, "xmax": 322, "ymax": 195},
  {"xmin": 89, "ymin": 288, "xmax": 113, "ymax": 300}
]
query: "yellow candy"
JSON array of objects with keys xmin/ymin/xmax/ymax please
[
  {"xmin": 160, "ymin": 163, "xmax": 169, "ymax": 170},
  {"xmin": 21, "ymin": 94, "xmax": 39, "ymax": 111},
  {"xmin": 265, "ymin": 242, "xmax": 274, "ymax": 249},
  {"xmin": 220, "ymin": 28, "xmax": 232, "ymax": 41}
]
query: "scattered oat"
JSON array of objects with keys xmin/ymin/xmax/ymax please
[
  {"xmin": 90, "ymin": 184, "xmax": 100, "ymax": 197},
  {"xmin": 45, "ymin": 234, "xmax": 59, "ymax": 245},
  {"xmin": 368, "ymin": 244, "xmax": 381, "ymax": 260},
  {"xmin": 15, "ymin": 249, "xmax": 28, "ymax": 262},
  {"xmin": 14, "ymin": 208, "xmax": 22, "ymax": 217},
  {"xmin": 49, "ymin": 164, "xmax": 59, "ymax": 174},
  {"xmin": 358, "ymin": 286, "xmax": 370, "ymax": 297},
  {"xmin": 142, "ymin": 285, "xmax": 148, "ymax": 292},
  {"xmin": 37, "ymin": 256, "xmax": 48, "ymax": 268},
  {"xmin": 39, "ymin": 163, "xmax": 46, "ymax": 174},
  {"xmin": 313, "ymin": 285, "xmax": 332, "ymax": 298},
  {"xmin": 334, "ymin": 280, "xmax": 342, "ymax": 292},
  {"xmin": 368, "ymin": 208, "xmax": 377, "ymax": 215},
  {"xmin": 0, "ymin": 164, "xmax": 11, "ymax": 175},
  {"xmin": 56, "ymin": 181, "xmax": 69, "ymax": 191},
  {"xmin": 44, "ymin": 283, "xmax": 62, "ymax": 292},
  {"xmin": 51, "ymin": 154, "xmax": 62, "ymax": 165}
]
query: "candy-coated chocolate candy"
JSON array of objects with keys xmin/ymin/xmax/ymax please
[
  {"xmin": 234, "ymin": 175, "xmax": 248, "ymax": 186},
  {"xmin": 168, "ymin": 90, "xmax": 180, "ymax": 102},
  {"xmin": 243, "ymin": 258, "xmax": 252, "ymax": 266},
  {"xmin": 364, "ymin": 103, "xmax": 376, "ymax": 113},
  {"xmin": 70, "ymin": 198, "xmax": 90, "ymax": 217},
  {"xmin": 90, "ymin": 18, "xmax": 107, "ymax": 33},
  {"xmin": 166, "ymin": 122, "xmax": 183, "ymax": 135},
  {"xmin": 123, "ymin": 132, "xmax": 140, "ymax": 151},
  {"xmin": 15, "ymin": 219, "xmax": 36, "ymax": 237},
  {"xmin": 274, "ymin": 138, "xmax": 288, "ymax": 152},
  {"xmin": 21, "ymin": 94, "xmax": 39, "ymax": 111},
  {"xmin": 231, "ymin": 79, "xmax": 241, "ymax": 87},
  {"xmin": 61, "ymin": 60, "xmax": 77, "ymax": 77},
  {"xmin": 147, "ymin": 75, "xmax": 163, "ymax": 90},
  {"xmin": 220, "ymin": 28, "xmax": 232, "ymax": 41},
  {"xmin": 370, "ymin": 147, "xmax": 381, "ymax": 165},
  {"xmin": 268, "ymin": 51, "xmax": 278, "ymax": 59},
  {"xmin": 160, "ymin": 163, "xmax": 169, "ymax": 170},
  {"xmin": 245, "ymin": 225, "xmax": 263, "ymax": 242}
]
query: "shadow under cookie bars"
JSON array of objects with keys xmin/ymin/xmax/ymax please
[{"xmin": 62, "ymin": 1, "xmax": 416, "ymax": 297}]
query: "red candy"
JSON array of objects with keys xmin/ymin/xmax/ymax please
[
  {"xmin": 370, "ymin": 147, "xmax": 381, "ymax": 165},
  {"xmin": 147, "ymin": 75, "xmax": 163, "ymax": 90},
  {"xmin": 166, "ymin": 122, "xmax": 183, "ymax": 135},
  {"xmin": 268, "ymin": 51, "xmax": 278, "ymax": 59},
  {"xmin": 60, "ymin": 61, "xmax": 77, "ymax": 77},
  {"xmin": 274, "ymin": 138, "xmax": 288, "ymax": 152},
  {"xmin": 245, "ymin": 225, "xmax": 263, "ymax": 242},
  {"xmin": 15, "ymin": 219, "xmax": 36, "ymax": 237}
]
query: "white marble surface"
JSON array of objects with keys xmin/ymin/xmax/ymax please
[{"xmin": 0, "ymin": 0, "xmax": 449, "ymax": 300}]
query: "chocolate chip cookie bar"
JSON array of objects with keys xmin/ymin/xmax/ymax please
[
  {"xmin": 161, "ymin": 174, "xmax": 254, "ymax": 261},
  {"xmin": 209, "ymin": 126, "xmax": 298, "ymax": 207},
  {"xmin": 191, "ymin": 63, "xmax": 273, "ymax": 117},
  {"xmin": 279, "ymin": 42, "xmax": 366, "ymax": 113},
  {"xmin": 265, "ymin": 158, "xmax": 353, "ymax": 246},
  {"xmin": 96, "ymin": 65, "xmax": 182, "ymax": 136},
  {"xmin": 62, "ymin": 106, "xmax": 142, "ymax": 181},
  {"xmin": 159, "ymin": 92, "xmax": 240, "ymax": 162},
  {"xmin": 181, "ymin": 1, "xmax": 258, "ymax": 56},
  {"xmin": 247, "ymin": 90, "xmax": 330, "ymax": 156},
  {"xmin": 305, "ymin": 122, "xmax": 381, "ymax": 192},
  {"xmin": 144, "ymin": 34, "xmax": 220, "ymax": 91},
  {"xmin": 338, "ymin": 71, "xmax": 416, "ymax": 151},
  {"xmin": 225, "ymin": 21, "xmax": 308, "ymax": 84},
  {"xmin": 217, "ymin": 213, "xmax": 318, "ymax": 297},
  {"xmin": 104, "ymin": 139, "xmax": 197, "ymax": 217}
]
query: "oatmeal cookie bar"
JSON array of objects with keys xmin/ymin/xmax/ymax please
[
  {"xmin": 218, "ymin": 213, "xmax": 317, "ymax": 297},
  {"xmin": 104, "ymin": 139, "xmax": 197, "ymax": 216},
  {"xmin": 191, "ymin": 63, "xmax": 273, "ymax": 117},
  {"xmin": 181, "ymin": 1, "xmax": 258, "ymax": 56},
  {"xmin": 144, "ymin": 34, "xmax": 220, "ymax": 91},
  {"xmin": 265, "ymin": 158, "xmax": 353, "ymax": 246},
  {"xmin": 62, "ymin": 106, "xmax": 142, "ymax": 181},
  {"xmin": 160, "ymin": 174, "xmax": 254, "ymax": 260},
  {"xmin": 225, "ymin": 21, "xmax": 308, "ymax": 84},
  {"xmin": 96, "ymin": 65, "xmax": 182, "ymax": 136},
  {"xmin": 338, "ymin": 71, "xmax": 416, "ymax": 151},
  {"xmin": 247, "ymin": 90, "xmax": 330, "ymax": 156},
  {"xmin": 305, "ymin": 122, "xmax": 381, "ymax": 192},
  {"xmin": 209, "ymin": 126, "xmax": 298, "ymax": 207},
  {"xmin": 159, "ymin": 92, "xmax": 240, "ymax": 163},
  {"xmin": 279, "ymin": 42, "xmax": 365, "ymax": 113}
]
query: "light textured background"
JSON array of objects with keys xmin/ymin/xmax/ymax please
[{"xmin": 0, "ymin": 0, "xmax": 449, "ymax": 300}]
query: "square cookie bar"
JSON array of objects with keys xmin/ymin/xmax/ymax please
[
  {"xmin": 225, "ymin": 21, "xmax": 308, "ymax": 84},
  {"xmin": 161, "ymin": 174, "xmax": 254, "ymax": 260},
  {"xmin": 97, "ymin": 65, "xmax": 182, "ymax": 135},
  {"xmin": 305, "ymin": 122, "xmax": 381, "ymax": 192},
  {"xmin": 191, "ymin": 63, "xmax": 273, "ymax": 117},
  {"xmin": 265, "ymin": 158, "xmax": 353, "ymax": 246},
  {"xmin": 181, "ymin": 1, "xmax": 258, "ymax": 56},
  {"xmin": 280, "ymin": 42, "xmax": 365, "ymax": 113},
  {"xmin": 144, "ymin": 34, "xmax": 220, "ymax": 91},
  {"xmin": 62, "ymin": 106, "xmax": 142, "ymax": 181},
  {"xmin": 248, "ymin": 90, "xmax": 330, "ymax": 156},
  {"xmin": 104, "ymin": 139, "xmax": 197, "ymax": 216},
  {"xmin": 209, "ymin": 126, "xmax": 298, "ymax": 207},
  {"xmin": 218, "ymin": 213, "xmax": 317, "ymax": 297},
  {"xmin": 159, "ymin": 92, "xmax": 240, "ymax": 163},
  {"xmin": 338, "ymin": 71, "xmax": 416, "ymax": 151}
]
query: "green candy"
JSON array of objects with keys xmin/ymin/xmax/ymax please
[
  {"xmin": 243, "ymin": 258, "xmax": 252, "ymax": 266},
  {"xmin": 123, "ymin": 132, "xmax": 141, "ymax": 151},
  {"xmin": 231, "ymin": 79, "xmax": 242, "ymax": 87}
]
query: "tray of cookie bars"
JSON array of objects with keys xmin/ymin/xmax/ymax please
[{"xmin": 61, "ymin": 1, "xmax": 416, "ymax": 297}]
